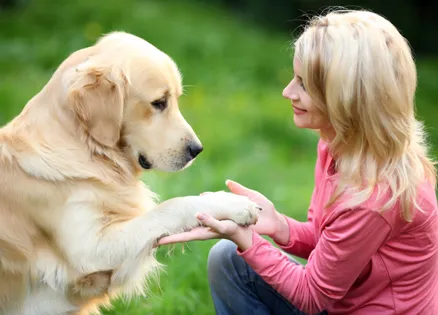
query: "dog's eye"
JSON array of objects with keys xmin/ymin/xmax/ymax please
[{"xmin": 151, "ymin": 99, "xmax": 167, "ymax": 111}]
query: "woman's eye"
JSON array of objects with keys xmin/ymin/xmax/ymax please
[
  {"xmin": 295, "ymin": 76, "xmax": 306, "ymax": 91},
  {"xmin": 151, "ymin": 99, "xmax": 167, "ymax": 110}
]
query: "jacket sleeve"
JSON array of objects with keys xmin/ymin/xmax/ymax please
[
  {"xmin": 238, "ymin": 208, "xmax": 392, "ymax": 314},
  {"xmin": 274, "ymin": 208, "xmax": 316, "ymax": 259}
]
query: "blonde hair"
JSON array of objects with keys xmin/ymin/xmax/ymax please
[{"xmin": 294, "ymin": 9, "xmax": 436, "ymax": 221}]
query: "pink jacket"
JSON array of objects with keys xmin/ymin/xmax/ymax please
[{"xmin": 238, "ymin": 140, "xmax": 438, "ymax": 314}]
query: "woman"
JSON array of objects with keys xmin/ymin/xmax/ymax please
[{"xmin": 158, "ymin": 9, "xmax": 438, "ymax": 315}]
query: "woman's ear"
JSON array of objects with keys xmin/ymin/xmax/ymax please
[{"xmin": 63, "ymin": 62, "xmax": 124, "ymax": 148}]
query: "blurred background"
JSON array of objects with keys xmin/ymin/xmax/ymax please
[{"xmin": 0, "ymin": 0, "xmax": 436, "ymax": 314}]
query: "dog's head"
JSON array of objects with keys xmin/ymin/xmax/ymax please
[{"xmin": 61, "ymin": 32, "xmax": 203, "ymax": 172}]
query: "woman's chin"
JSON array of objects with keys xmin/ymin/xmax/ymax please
[{"xmin": 293, "ymin": 115, "xmax": 309, "ymax": 129}]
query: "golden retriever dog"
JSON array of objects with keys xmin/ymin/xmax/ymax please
[{"xmin": 0, "ymin": 31, "xmax": 260, "ymax": 315}]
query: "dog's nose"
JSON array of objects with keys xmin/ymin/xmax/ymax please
[{"xmin": 187, "ymin": 143, "xmax": 203, "ymax": 159}]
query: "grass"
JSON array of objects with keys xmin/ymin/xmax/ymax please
[{"xmin": 0, "ymin": 0, "xmax": 437, "ymax": 314}]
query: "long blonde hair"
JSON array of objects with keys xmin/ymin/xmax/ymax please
[{"xmin": 294, "ymin": 9, "xmax": 436, "ymax": 221}]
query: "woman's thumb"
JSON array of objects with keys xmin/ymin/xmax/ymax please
[{"xmin": 197, "ymin": 212, "xmax": 220, "ymax": 231}]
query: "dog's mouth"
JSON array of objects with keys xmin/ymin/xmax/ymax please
[
  {"xmin": 138, "ymin": 154, "xmax": 152, "ymax": 169},
  {"xmin": 137, "ymin": 148, "xmax": 200, "ymax": 172}
]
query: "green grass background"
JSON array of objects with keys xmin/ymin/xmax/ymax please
[{"xmin": 0, "ymin": 0, "xmax": 437, "ymax": 314}]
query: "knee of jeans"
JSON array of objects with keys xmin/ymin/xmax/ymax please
[{"xmin": 207, "ymin": 239, "xmax": 238, "ymax": 279}]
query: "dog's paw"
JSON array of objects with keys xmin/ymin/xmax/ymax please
[{"xmin": 205, "ymin": 191, "xmax": 261, "ymax": 226}]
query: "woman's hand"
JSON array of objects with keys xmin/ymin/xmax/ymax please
[
  {"xmin": 226, "ymin": 180, "xmax": 290, "ymax": 244},
  {"xmin": 157, "ymin": 211, "xmax": 255, "ymax": 251},
  {"xmin": 157, "ymin": 180, "xmax": 290, "ymax": 247}
]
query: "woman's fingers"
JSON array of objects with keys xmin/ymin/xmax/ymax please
[
  {"xmin": 226, "ymin": 180, "xmax": 254, "ymax": 196},
  {"xmin": 196, "ymin": 212, "xmax": 225, "ymax": 233},
  {"xmin": 226, "ymin": 179, "xmax": 264, "ymax": 203},
  {"xmin": 197, "ymin": 212, "xmax": 239, "ymax": 236},
  {"xmin": 157, "ymin": 226, "xmax": 221, "ymax": 245},
  {"xmin": 157, "ymin": 212, "xmax": 243, "ymax": 247}
]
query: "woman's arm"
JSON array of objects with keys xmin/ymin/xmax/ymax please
[
  {"xmin": 158, "ymin": 180, "xmax": 318, "ymax": 259},
  {"xmin": 273, "ymin": 200, "xmax": 317, "ymax": 259},
  {"xmin": 238, "ymin": 208, "xmax": 391, "ymax": 314},
  {"xmin": 270, "ymin": 184, "xmax": 319, "ymax": 259}
]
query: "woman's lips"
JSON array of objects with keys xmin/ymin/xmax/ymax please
[{"xmin": 292, "ymin": 105, "xmax": 307, "ymax": 115}]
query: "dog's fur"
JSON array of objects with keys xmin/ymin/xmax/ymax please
[{"xmin": 0, "ymin": 31, "xmax": 259, "ymax": 315}]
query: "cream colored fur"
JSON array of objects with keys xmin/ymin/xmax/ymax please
[{"xmin": 0, "ymin": 31, "xmax": 259, "ymax": 315}]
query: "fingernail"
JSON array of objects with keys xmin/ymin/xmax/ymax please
[{"xmin": 197, "ymin": 213, "xmax": 205, "ymax": 220}]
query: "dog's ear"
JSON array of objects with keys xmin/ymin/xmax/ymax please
[{"xmin": 64, "ymin": 63, "xmax": 124, "ymax": 148}]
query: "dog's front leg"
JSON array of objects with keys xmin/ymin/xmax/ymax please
[
  {"xmin": 109, "ymin": 191, "xmax": 260, "ymax": 294},
  {"xmin": 148, "ymin": 191, "xmax": 261, "ymax": 236},
  {"xmin": 60, "ymin": 191, "xmax": 259, "ymax": 297}
]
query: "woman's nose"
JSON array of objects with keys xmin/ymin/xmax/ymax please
[{"xmin": 282, "ymin": 82, "xmax": 299, "ymax": 101}]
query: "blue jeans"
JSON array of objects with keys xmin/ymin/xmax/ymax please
[{"xmin": 207, "ymin": 239, "xmax": 328, "ymax": 315}]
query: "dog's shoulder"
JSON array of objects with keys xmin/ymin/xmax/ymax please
[{"xmin": 88, "ymin": 178, "xmax": 158, "ymax": 222}]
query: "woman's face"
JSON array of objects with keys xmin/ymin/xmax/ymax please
[{"xmin": 282, "ymin": 55, "xmax": 332, "ymax": 134}]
